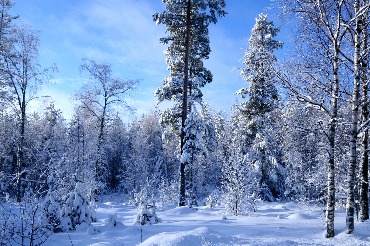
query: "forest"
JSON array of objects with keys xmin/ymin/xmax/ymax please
[{"xmin": 0, "ymin": 0, "xmax": 370, "ymax": 245}]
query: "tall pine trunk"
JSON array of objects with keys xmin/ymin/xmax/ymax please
[
  {"xmin": 179, "ymin": 0, "xmax": 191, "ymax": 207},
  {"xmin": 359, "ymin": 0, "xmax": 369, "ymax": 222},
  {"xmin": 346, "ymin": 0, "xmax": 361, "ymax": 234}
]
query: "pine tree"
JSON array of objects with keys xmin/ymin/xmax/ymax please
[
  {"xmin": 26, "ymin": 104, "xmax": 68, "ymax": 195},
  {"xmin": 59, "ymin": 182, "xmax": 97, "ymax": 231},
  {"xmin": 238, "ymin": 14, "xmax": 284, "ymax": 200},
  {"xmin": 181, "ymin": 105, "xmax": 206, "ymax": 204},
  {"xmin": 153, "ymin": 0, "xmax": 226, "ymax": 206},
  {"xmin": 198, "ymin": 105, "xmax": 223, "ymax": 196},
  {"xmin": 238, "ymin": 13, "xmax": 282, "ymax": 120}
]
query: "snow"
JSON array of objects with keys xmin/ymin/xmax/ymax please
[
  {"xmin": 42, "ymin": 199, "xmax": 370, "ymax": 246},
  {"xmin": 139, "ymin": 227, "xmax": 237, "ymax": 246}
]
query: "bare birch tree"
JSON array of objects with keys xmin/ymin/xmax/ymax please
[
  {"xmin": 346, "ymin": 0, "xmax": 361, "ymax": 234},
  {"xmin": 75, "ymin": 58, "xmax": 137, "ymax": 200},
  {"xmin": 276, "ymin": 0, "xmax": 348, "ymax": 238},
  {"xmin": 1, "ymin": 25, "xmax": 55, "ymax": 201}
]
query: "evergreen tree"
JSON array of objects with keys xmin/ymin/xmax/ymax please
[
  {"xmin": 238, "ymin": 14, "xmax": 282, "ymax": 120},
  {"xmin": 238, "ymin": 14, "xmax": 284, "ymax": 200},
  {"xmin": 198, "ymin": 105, "xmax": 223, "ymax": 197},
  {"xmin": 181, "ymin": 105, "xmax": 206, "ymax": 204},
  {"xmin": 27, "ymin": 104, "xmax": 68, "ymax": 196},
  {"xmin": 59, "ymin": 182, "xmax": 97, "ymax": 231},
  {"xmin": 0, "ymin": 111, "xmax": 17, "ymax": 197},
  {"xmin": 64, "ymin": 107, "xmax": 101, "ymax": 199},
  {"xmin": 153, "ymin": 0, "xmax": 226, "ymax": 206}
]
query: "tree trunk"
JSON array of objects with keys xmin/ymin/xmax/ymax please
[
  {"xmin": 359, "ymin": 106, "xmax": 369, "ymax": 222},
  {"xmin": 325, "ymin": 45, "xmax": 339, "ymax": 238},
  {"xmin": 346, "ymin": 0, "xmax": 361, "ymax": 233},
  {"xmin": 16, "ymin": 93, "xmax": 26, "ymax": 202},
  {"xmin": 179, "ymin": 0, "xmax": 191, "ymax": 207},
  {"xmin": 359, "ymin": 0, "xmax": 369, "ymax": 222},
  {"xmin": 93, "ymin": 100, "xmax": 107, "ymax": 201}
]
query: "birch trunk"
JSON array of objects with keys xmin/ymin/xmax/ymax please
[
  {"xmin": 325, "ymin": 45, "xmax": 339, "ymax": 238},
  {"xmin": 346, "ymin": 0, "xmax": 361, "ymax": 234}
]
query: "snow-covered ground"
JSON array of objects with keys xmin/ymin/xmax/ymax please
[{"xmin": 43, "ymin": 199, "xmax": 370, "ymax": 246}]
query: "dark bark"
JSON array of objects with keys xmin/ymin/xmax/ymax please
[
  {"xmin": 359, "ymin": 0, "xmax": 369, "ymax": 222},
  {"xmin": 179, "ymin": 0, "xmax": 191, "ymax": 207},
  {"xmin": 16, "ymin": 97, "xmax": 26, "ymax": 202},
  {"xmin": 93, "ymin": 102, "xmax": 106, "ymax": 201},
  {"xmin": 359, "ymin": 110, "xmax": 369, "ymax": 221}
]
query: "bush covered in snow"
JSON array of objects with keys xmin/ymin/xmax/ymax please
[
  {"xmin": 59, "ymin": 183, "xmax": 97, "ymax": 231},
  {"xmin": 105, "ymin": 213, "xmax": 123, "ymax": 227},
  {"xmin": 87, "ymin": 225, "xmax": 102, "ymax": 235},
  {"xmin": 134, "ymin": 202, "xmax": 160, "ymax": 225}
]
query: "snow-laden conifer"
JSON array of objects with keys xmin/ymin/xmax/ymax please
[
  {"xmin": 59, "ymin": 182, "xmax": 97, "ymax": 231},
  {"xmin": 181, "ymin": 106, "xmax": 206, "ymax": 205},
  {"xmin": 238, "ymin": 14, "xmax": 284, "ymax": 201},
  {"xmin": 153, "ymin": 0, "xmax": 226, "ymax": 206}
]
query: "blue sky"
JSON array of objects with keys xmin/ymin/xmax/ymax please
[{"xmin": 11, "ymin": 0, "xmax": 281, "ymax": 121}]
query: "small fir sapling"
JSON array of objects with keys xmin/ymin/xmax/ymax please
[
  {"xmin": 131, "ymin": 180, "xmax": 161, "ymax": 226},
  {"xmin": 59, "ymin": 182, "xmax": 97, "ymax": 231}
]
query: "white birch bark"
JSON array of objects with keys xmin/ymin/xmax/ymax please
[{"xmin": 346, "ymin": 0, "xmax": 361, "ymax": 234}]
